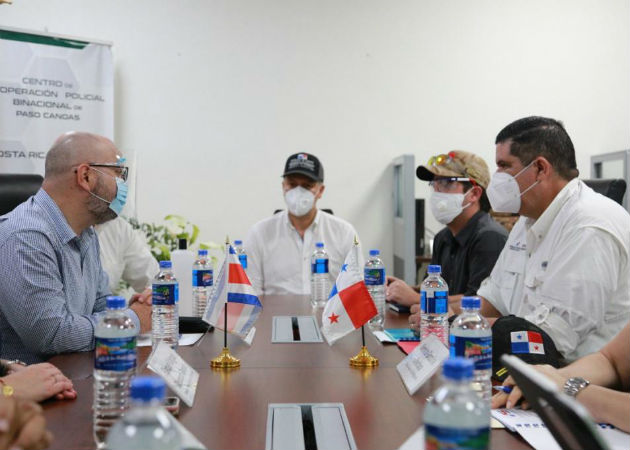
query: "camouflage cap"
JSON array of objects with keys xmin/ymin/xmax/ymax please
[{"xmin": 416, "ymin": 150, "xmax": 490, "ymax": 189}]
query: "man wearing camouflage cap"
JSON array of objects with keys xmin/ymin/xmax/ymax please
[{"xmin": 387, "ymin": 151, "xmax": 508, "ymax": 329}]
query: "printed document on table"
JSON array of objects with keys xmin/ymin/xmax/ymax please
[{"xmin": 492, "ymin": 408, "xmax": 630, "ymax": 450}]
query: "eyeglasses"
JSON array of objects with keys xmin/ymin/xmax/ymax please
[
  {"xmin": 88, "ymin": 163, "xmax": 129, "ymax": 182},
  {"xmin": 429, "ymin": 177, "xmax": 477, "ymax": 191}
]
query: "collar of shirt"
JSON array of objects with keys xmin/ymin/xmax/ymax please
[
  {"xmin": 451, "ymin": 210, "xmax": 485, "ymax": 247},
  {"xmin": 526, "ymin": 178, "xmax": 579, "ymax": 250},
  {"xmin": 282, "ymin": 209, "xmax": 321, "ymax": 233},
  {"xmin": 34, "ymin": 189, "xmax": 95, "ymax": 248}
]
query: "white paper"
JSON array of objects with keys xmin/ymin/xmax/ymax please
[
  {"xmin": 491, "ymin": 408, "xmax": 544, "ymax": 432},
  {"xmin": 148, "ymin": 341, "xmax": 199, "ymax": 407},
  {"xmin": 372, "ymin": 331, "xmax": 395, "ymax": 343},
  {"xmin": 137, "ymin": 333, "xmax": 204, "ymax": 347},
  {"xmin": 492, "ymin": 408, "xmax": 630, "ymax": 450},
  {"xmin": 396, "ymin": 334, "xmax": 449, "ymax": 395},
  {"xmin": 397, "ymin": 426, "xmax": 424, "ymax": 450}
]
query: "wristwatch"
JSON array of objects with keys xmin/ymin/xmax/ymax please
[
  {"xmin": 563, "ymin": 377, "xmax": 590, "ymax": 397},
  {"xmin": 5, "ymin": 359, "xmax": 27, "ymax": 368}
]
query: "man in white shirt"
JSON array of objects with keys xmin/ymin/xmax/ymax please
[
  {"xmin": 246, "ymin": 153, "xmax": 359, "ymax": 296},
  {"xmin": 95, "ymin": 217, "xmax": 159, "ymax": 294},
  {"xmin": 478, "ymin": 116, "xmax": 630, "ymax": 361}
]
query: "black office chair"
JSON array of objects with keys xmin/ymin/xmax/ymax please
[
  {"xmin": 582, "ymin": 178, "xmax": 626, "ymax": 206},
  {"xmin": 0, "ymin": 174, "xmax": 44, "ymax": 215},
  {"xmin": 273, "ymin": 208, "xmax": 334, "ymax": 215}
]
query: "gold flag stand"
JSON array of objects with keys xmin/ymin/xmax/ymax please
[
  {"xmin": 210, "ymin": 236, "xmax": 241, "ymax": 370},
  {"xmin": 349, "ymin": 345, "xmax": 379, "ymax": 368},
  {"xmin": 210, "ymin": 347, "xmax": 240, "ymax": 369}
]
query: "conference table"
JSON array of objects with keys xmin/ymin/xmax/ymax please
[{"xmin": 45, "ymin": 295, "xmax": 531, "ymax": 450}]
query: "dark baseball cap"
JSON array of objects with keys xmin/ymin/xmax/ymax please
[
  {"xmin": 282, "ymin": 153, "xmax": 324, "ymax": 182},
  {"xmin": 492, "ymin": 315, "xmax": 564, "ymax": 382}
]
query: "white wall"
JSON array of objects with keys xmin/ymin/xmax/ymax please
[{"xmin": 2, "ymin": 0, "xmax": 629, "ymax": 273}]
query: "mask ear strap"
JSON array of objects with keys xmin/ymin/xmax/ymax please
[
  {"xmin": 520, "ymin": 179, "xmax": 540, "ymax": 197},
  {"xmin": 514, "ymin": 159, "xmax": 536, "ymax": 179}
]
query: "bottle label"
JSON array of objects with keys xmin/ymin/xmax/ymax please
[
  {"xmin": 421, "ymin": 290, "xmax": 448, "ymax": 314},
  {"xmin": 364, "ymin": 268, "xmax": 385, "ymax": 285},
  {"xmin": 425, "ymin": 424, "xmax": 489, "ymax": 450},
  {"xmin": 153, "ymin": 283, "xmax": 179, "ymax": 305},
  {"xmin": 449, "ymin": 335, "xmax": 492, "ymax": 370},
  {"xmin": 312, "ymin": 259, "xmax": 328, "ymax": 274},
  {"xmin": 193, "ymin": 269, "xmax": 213, "ymax": 287},
  {"xmin": 238, "ymin": 254, "xmax": 248, "ymax": 270},
  {"xmin": 94, "ymin": 336, "xmax": 137, "ymax": 371}
]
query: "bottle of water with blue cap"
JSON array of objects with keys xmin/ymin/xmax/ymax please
[
  {"xmin": 423, "ymin": 357, "xmax": 490, "ymax": 450},
  {"xmin": 93, "ymin": 296, "xmax": 137, "ymax": 448},
  {"xmin": 450, "ymin": 296, "xmax": 492, "ymax": 402},
  {"xmin": 365, "ymin": 249, "xmax": 386, "ymax": 330},
  {"xmin": 152, "ymin": 260, "xmax": 179, "ymax": 349},
  {"xmin": 234, "ymin": 240, "xmax": 248, "ymax": 273},
  {"xmin": 193, "ymin": 249, "xmax": 213, "ymax": 318},
  {"xmin": 105, "ymin": 376, "xmax": 182, "ymax": 450},
  {"xmin": 310, "ymin": 242, "xmax": 330, "ymax": 308},
  {"xmin": 420, "ymin": 264, "xmax": 449, "ymax": 346}
]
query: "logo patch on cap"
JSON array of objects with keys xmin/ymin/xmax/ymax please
[
  {"xmin": 297, "ymin": 153, "xmax": 308, "ymax": 160},
  {"xmin": 510, "ymin": 331, "xmax": 545, "ymax": 354}
]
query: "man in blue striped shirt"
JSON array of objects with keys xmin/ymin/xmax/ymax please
[{"xmin": 0, "ymin": 132, "xmax": 152, "ymax": 363}]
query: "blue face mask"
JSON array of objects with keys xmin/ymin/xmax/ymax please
[
  {"xmin": 89, "ymin": 167, "xmax": 128, "ymax": 216},
  {"xmin": 109, "ymin": 177, "xmax": 128, "ymax": 215}
]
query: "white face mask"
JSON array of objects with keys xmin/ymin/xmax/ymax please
[
  {"xmin": 430, "ymin": 190, "xmax": 471, "ymax": 225},
  {"xmin": 284, "ymin": 186, "xmax": 316, "ymax": 217},
  {"xmin": 486, "ymin": 161, "xmax": 539, "ymax": 213}
]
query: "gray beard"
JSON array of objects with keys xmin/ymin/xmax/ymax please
[{"xmin": 87, "ymin": 178, "xmax": 118, "ymax": 224}]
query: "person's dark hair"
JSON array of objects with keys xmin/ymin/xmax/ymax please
[
  {"xmin": 461, "ymin": 181, "xmax": 491, "ymax": 212},
  {"xmin": 495, "ymin": 116, "xmax": 579, "ymax": 180}
]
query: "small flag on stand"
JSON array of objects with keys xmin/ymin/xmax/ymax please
[
  {"xmin": 203, "ymin": 245, "xmax": 262, "ymax": 343},
  {"xmin": 321, "ymin": 245, "xmax": 377, "ymax": 345}
]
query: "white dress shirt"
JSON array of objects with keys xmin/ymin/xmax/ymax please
[
  {"xmin": 245, "ymin": 210, "xmax": 360, "ymax": 296},
  {"xmin": 95, "ymin": 218, "xmax": 160, "ymax": 293},
  {"xmin": 478, "ymin": 179, "xmax": 630, "ymax": 361}
]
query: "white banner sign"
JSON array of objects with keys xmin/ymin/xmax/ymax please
[{"xmin": 0, "ymin": 27, "xmax": 113, "ymax": 175}]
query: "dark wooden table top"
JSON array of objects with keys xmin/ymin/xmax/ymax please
[{"xmin": 45, "ymin": 294, "xmax": 530, "ymax": 450}]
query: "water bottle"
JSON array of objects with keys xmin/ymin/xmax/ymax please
[
  {"xmin": 310, "ymin": 242, "xmax": 330, "ymax": 308},
  {"xmin": 105, "ymin": 376, "xmax": 181, "ymax": 450},
  {"xmin": 234, "ymin": 240, "xmax": 248, "ymax": 273},
  {"xmin": 424, "ymin": 358, "xmax": 490, "ymax": 450},
  {"xmin": 152, "ymin": 260, "xmax": 179, "ymax": 349},
  {"xmin": 365, "ymin": 249, "xmax": 386, "ymax": 330},
  {"xmin": 449, "ymin": 296, "xmax": 492, "ymax": 402},
  {"xmin": 93, "ymin": 296, "xmax": 137, "ymax": 448},
  {"xmin": 192, "ymin": 249, "xmax": 213, "ymax": 318},
  {"xmin": 420, "ymin": 265, "xmax": 449, "ymax": 347}
]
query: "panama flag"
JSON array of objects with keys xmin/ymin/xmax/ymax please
[
  {"xmin": 321, "ymin": 245, "xmax": 377, "ymax": 345},
  {"xmin": 510, "ymin": 331, "xmax": 545, "ymax": 354},
  {"xmin": 202, "ymin": 245, "xmax": 262, "ymax": 342}
]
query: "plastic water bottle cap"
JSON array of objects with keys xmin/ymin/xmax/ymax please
[
  {"xmin": 198, "ymin": 249, "xmax": 208, "ymax": 256},
  {"xmin": 461, "ymin": 296, "xmax": 481, "ymax": 309},
  {"xmin": 427, "ymin": 264, "xmax": 442, "ymax": 274},
  {"xmin": 159, "ymin": 260, "xmax": 172, "ymax": 269},
  {"xmin": 234, "ymin": 240, "xmax": 243, "ymax": 245},
  {"xmin": 442, "ymin": 357, "xmax": 474, "ymax": 381},
  {"xmin": 106, "ymin": 296, "xmax": 126, "ymax": 309},
  {"xmin": 369, "ymin": 249, "xmax": 380, "ymax": 256},
  {"xmin": 315, "ymin": 242, "xmax": 324, "ymax": 248},
  {"xmin": 130, "ymin": 376, "xmax": 166, "ymax": 402}
]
